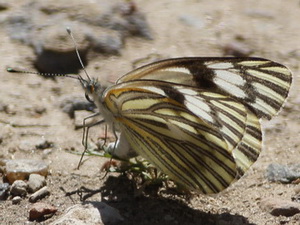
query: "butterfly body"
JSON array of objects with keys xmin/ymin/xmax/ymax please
[{"xmin": 83, "ymin": 57, "xmax": 292, "ymax": 193}]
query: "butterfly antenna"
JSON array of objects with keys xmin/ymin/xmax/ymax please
[
  {"xmin": 66, "ymin": 27, "xmax": 91, "ymax": 81},
  {"xmin": 7, "ymin": 67, "xmax": 78, "ymax": 80}
]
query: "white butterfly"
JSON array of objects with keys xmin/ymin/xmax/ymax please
[{"xmin": 80, "ymin": 57, "xmax": 292, "ymax": 194}]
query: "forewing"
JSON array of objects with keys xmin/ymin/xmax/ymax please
[
  {"xmin": 117, "ymin": 57, "xmax": 292, "ymax": 120},
  {"xmin": 103, "ymin": 80, "xmax": 262, "ymax": 193}
]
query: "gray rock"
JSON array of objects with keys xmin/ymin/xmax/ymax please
[
  {"xmin": 28, "ymin": 174, "xmax": 46, "ymax": 193},
  {"xmin": 59, "ymin": 95, "xmax": 96, "ymax": 119},
  {"xmin": 50, "ymin": 203, "xmax": 124, "ymax": 225},
  {"xmin": 0, "ymin": 182, "xmax": 10, "ymax": 200},
  {"xmin": 4, "ymin": 159, "xmax": 48, "ymax": 184},
  {"xmin": 86, "ymin": 28, "xmax": 123, "ymax": 55},
  {"xmin": 29, "ymin": 186, "xmax": 50, "ymax": 203},
  {"xmin": 260, "ymin": 197, "xmax": 300, "ymax": 217},
  {"xmin": 10, "ymin": 180, "xmax": 28, "ymax": 197},
  {"xmin": 265, "ymin": 163, "xmax": 300, "ymax": 183}
]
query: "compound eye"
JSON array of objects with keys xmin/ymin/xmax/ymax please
[
  {"xmin": 89, "ymin": 85, "xmax": 95, "ymax": 94},
  {"xmin": 85, "ymin": 93, "xmax": 94, "ymax": 103}
]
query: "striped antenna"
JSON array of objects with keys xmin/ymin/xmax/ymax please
[
  {"xmin": 66, "ymin": 27, "xmax": 91, "ymax": 81},
  {"xmin": 7, "ymin": 67, "xmax": 79, "ymax": 80}
]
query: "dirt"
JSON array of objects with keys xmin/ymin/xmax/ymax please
[{"xmin": 0, "ymin": 0, "xmax": 300, "ymax": 224}]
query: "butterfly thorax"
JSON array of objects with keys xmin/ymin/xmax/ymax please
[{"xmin": 81, "ymin": 78, "xmax": 115, "ymax": 124}]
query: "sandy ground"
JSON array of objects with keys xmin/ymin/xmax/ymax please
[{"xmin": 0, "ymin": 0, "xmax": 300, "ymax": 224}]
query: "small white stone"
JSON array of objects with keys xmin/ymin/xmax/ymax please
[
  {"xmin": 50, "ymin": 203, "xmax": 124, "ymax": 225},
  {"xmin": 28, "ymin": 174, "xmax": 46, "ymax": 193},
  {"xmin": 12, "ymin": 196, "xmax": 22, "ymax": 204}
]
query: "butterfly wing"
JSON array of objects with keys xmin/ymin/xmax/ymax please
[
  {"xmin": 103, "ymin": 80, "xmax": 262, "ymax": 193},
  {"xmin": 117, "ymin": 57, "xmax": 292, "ymax": 120}
]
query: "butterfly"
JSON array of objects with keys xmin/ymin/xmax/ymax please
[{"xmin": 80, "ymin": 57, "xmax": 292, "ymax": 194}]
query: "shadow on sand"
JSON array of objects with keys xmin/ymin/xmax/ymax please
[{"xmin": 67, "ymin": 175, "xmax": 255, "ymax": 225}]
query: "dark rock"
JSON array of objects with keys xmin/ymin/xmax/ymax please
[
  {"xmin": 265, "ymin": 163, "xmax": 300, "ymax": 183},
  {"xmin": 260, "ymin": 197, "xmax": 300, "ymax": 217},
  {"xmin": 0, "ymin": 182, "xmax": 10, "ymax": 200},
  {"xmin": 35, "ymin": 140, "xmax": 54, "ymax": 150},
  {"xmin": 29, "ymin": 202, "xmax": 57, "ymax": 221}
]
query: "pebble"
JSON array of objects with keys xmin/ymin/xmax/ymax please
[
  {"xmin": 10, "ymin": 180, "xmax": 28, "ymax": 197},
  {"xmin": 179, "ymin": 15, "xmax": 205, "ymax": 29},
  {"xmin": 295, "ymin": 185, "xmax": 300, "ymax": 194},
  {"xmin": 260, "ymin": 197, "xmax": 300, "ymax": 217},
  {"xmin": 35, "ymin": 140, "xmax": 53, "ymax": 150},
  {"xmin": 33, "ymin": 106, "xmax": 47, "ymax": 115},
  {"xmin": 4, "ymin": 159, "xmax": 48, "ymax": 184},
  {"xmin": 265, "ymin": 163, "xmax": 300, "ymax": 183},
  {"xmin": 29, "ymin": 186, "xmax": 50, "ymax": 203},
  {"xmin": 28, "ymin": 174, "xmax": 46, "ymax": 193},
  {"xmin": 222, "ymin": 41, "xmax": 253, "ymax": 57},
  {"xmin": 18, "ymin": 140, "xmax": 35, "ymax": 152},
  {"xmin": 50, "ymin": 203, "xmax": 123, "ymax": 225},
  {"xmin": 59, "ymin": 95, "xmax": 96, "ymax": 118},
  {"xmin": 292, "ymin": 194, "xmax": 300, "ymax": 204},
  {"xmin": 12, "ymin": 196, "xmax": 22, "ymax": 204},
  {"xmin": 29, "ymin": 202, "xmax": 57, "ymax": 221},
  {"xmin": 292, "ymin": 185, "xmax": 300, "ymax": 203},
  {"xmin": 0, "ymin": 182, "xmax": 10, "ymax": 200}
]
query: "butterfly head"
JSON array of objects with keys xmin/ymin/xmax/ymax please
[{"xmin": 79, "ymin": 76, "xmax": 105, "ymax": 104}]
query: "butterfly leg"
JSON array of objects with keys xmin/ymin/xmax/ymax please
[{"xmin": 77, "ymin": 113, "xmax": 104, "ymax": 169}]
